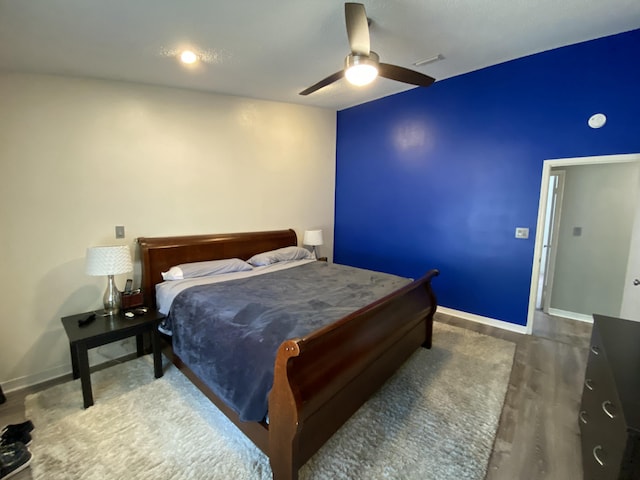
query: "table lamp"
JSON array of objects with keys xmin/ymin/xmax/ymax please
[
  {"xmin": 85, "ymin": 245, "xmax": 133, "ymax": 315},
  {"xmin": 303, "ymin": 229, "xmax": 324, "ymax": 259}
]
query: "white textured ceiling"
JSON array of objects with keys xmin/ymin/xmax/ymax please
[{"xmin": 1, "ymin": 0, "xmax": 639, "ymax": 110}]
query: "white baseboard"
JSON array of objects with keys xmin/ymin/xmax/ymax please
[
  {"xmin": 3, "ymin": 339, "xmax": 138, "ymax": 394},
  {"xmin": 547, "ymin": 308, "xmax": 593, "ymax": 323},
  {"xmin": 437, "ymin": 306, "xmax": 528, "ymax": 334},
  {"xmin": 3, "ymin": 364, "xmax": 70, "ymax": 394}
]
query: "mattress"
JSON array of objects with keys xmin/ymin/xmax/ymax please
[{"xmin": 161, "ymin": 260, "xmax": 411, "ymax": 421}]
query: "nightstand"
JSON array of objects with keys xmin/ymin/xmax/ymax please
[{"xmin": 61, "ymin": 309, "xmax": 165, "ymax": 408}]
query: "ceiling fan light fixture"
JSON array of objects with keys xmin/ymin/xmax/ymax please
[
  {"xmin": 345, "ymin": 52, "xmax": 379, "ymax": 86},
  {"xmin": 299, "ymin": 3, "xmax": 435, "ymax": 96}
]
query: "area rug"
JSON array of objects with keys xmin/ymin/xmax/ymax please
[{"xmin": 25, "ymin": 323, "xmax": 515, "ymax": 480}]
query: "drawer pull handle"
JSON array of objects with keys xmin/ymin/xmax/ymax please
[
  {"xmin": 602, "ymin": 401, "xmax": 616, "ymax": 419},
  {"xmin": 592, "ymin": 445, "xmax": 605, "ymax": 466},
  {"xmin": 585, "ymin": 378, "xmax": 594, "ymax": 391},
  {"xmin": 579, "ymin": 410, "xmax": 588, "ymax": 424},
  {"xmin": 591, "ymin": 345, "xmax": 600, "ymax": 355}
]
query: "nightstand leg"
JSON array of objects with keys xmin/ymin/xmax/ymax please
[
  {"xmin": 70, "ymin": 343, "xmax": 80, "ymax": 379},
  {"xmin": 152, "ymin": 330, "xmax": 163, "ymax": 378},
  {"xmin": 136, "ymin": 334, "xmax": 145, "ymax": 357},
  {"xmin": 76, "ymin": 343, "xmax": 93, "ymax": 408}
]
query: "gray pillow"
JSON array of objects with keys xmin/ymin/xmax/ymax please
[
  {"xmin": 247, "ymin": 246, "xmax": 313, "ymax": 267},
  {"xmin": 161, "ymin": 258, "xmax": 253, "ymax": 280}
]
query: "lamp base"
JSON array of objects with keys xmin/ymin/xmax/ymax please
[{"xmin": 103, "ymin": 275, "xmax": 121, "ymax": 315}]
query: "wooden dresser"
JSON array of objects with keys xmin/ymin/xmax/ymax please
[{"xmin": 579, "ymin": 315, "xmax": 640, "ymax": 479}]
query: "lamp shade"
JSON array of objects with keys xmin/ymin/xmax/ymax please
[
  {"xmin": 85, "ymin": 245, "xmax": 133, "ymax": 276},
  {"xmin": 303, "ymin": 230, "xmax": 324, "ymax": 246}
]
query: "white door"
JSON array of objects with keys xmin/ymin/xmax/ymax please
[
  {"xmin": 620, "ymin": 170, "xmax": 640, "ymax": 321},
  {"xmin": 541, "ymin": 171, "xmax": 565, "ymax": 313}
]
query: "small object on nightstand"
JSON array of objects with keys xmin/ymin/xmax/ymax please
[
  {"xmin": 124, "ymin": 311, "xmax": 135, "ymax": 318},
  {"xmin": 77, "ymin": 313, "xmax": 96, "ymax": 327},
  {"xmin": 121, "ymin": 289, "xmax": 144, "ymax": 310}
]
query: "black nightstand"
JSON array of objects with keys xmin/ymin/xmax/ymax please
[{"xmin": 61, "ymin": 309, "xmax": 165, "ymax": 408}]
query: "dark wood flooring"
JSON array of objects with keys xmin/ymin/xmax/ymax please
[
  {"xmin": 438, "ymin": 310, "xmax": 592, "ymax": 480},
  {"xmin": 0, "ymin": 310, "xmax": 592, "ymax": 480}
]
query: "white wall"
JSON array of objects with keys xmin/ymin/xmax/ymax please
[
  {"xmin": 0, "ymin": 73, "xmax": 336, "ymax": 390},
  {"xmin": 550, "ymin": 162, "xmax": 639, "ymax": 317}
]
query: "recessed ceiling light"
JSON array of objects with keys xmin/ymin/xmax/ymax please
[{"xmin": 180, "ymin": 50, "xmax": 198, "ymax": 64}]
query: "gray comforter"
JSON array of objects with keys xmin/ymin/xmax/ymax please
[{"xmin": 168, "ymin": 261, "xmax": 411, "ymax": 422}]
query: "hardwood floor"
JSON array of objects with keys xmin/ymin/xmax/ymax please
[
  {"xmin": 0, "ymin": 311, "xmax": 592, "ymax": 480},
  {"xmin": 437, "ymin": 310, "xmax": 592, "ymax": 480}
]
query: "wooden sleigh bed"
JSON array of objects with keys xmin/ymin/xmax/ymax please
[{"xmin": 138, "ymin": 229, "xmax": 439, "ymax": 480}]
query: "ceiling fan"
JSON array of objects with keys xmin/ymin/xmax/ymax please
[{"xmin": 299, "ymin": 2, "xmax": 436, "ymax": 96}]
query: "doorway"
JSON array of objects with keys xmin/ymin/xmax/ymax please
[
  {"xmin": 526, "ymin": 153, "xmax": 640, "ymax": 334},
  {"xmin": 536, "ymin": 170, "xmax": 565, "ymax": 312}
]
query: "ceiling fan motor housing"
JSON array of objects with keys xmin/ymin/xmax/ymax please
[{"xmin": 345, "ymin": 51, "xmax": 379, "ymax": 69}]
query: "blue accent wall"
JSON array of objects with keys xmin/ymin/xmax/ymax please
[{"xmin": 334, "ymin": 29, "xmax": 640, "ymax": 326}]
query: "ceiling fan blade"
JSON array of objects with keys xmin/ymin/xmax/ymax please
[
  {"xmin": 378, "ymin": 63, "xmax": 436, "ymax": 87},
  {"xmin": 299, "ymin": 70, "xmax": 345, "ymax": 96},
  {"xmin": 345, "ymin": 3, "xmax": 370, "ymax": 55}
]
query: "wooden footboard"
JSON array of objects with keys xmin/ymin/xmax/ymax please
[
  {"xmin": 269, "ymin": 269, "xmax": 439, "ymax": 480},
  {"xmin": 138, "ymin": 230, "xmax": 438, "ymax": 480}
]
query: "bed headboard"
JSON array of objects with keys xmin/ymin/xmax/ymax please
[{"xmin": 137, "ymin": 229, "xmax": 297, "ymax": 309}]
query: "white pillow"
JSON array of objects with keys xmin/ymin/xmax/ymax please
[
  {"xmin": 161, "ymin": 258, "xmax": 253, "ymax": 281},
  {"xmin": 247, "ymin": 246, "xmax": 314, "ymax": 267}
]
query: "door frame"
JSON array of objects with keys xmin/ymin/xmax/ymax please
[
  {"xmin": 526, "ymin": 153, "xmax": 640, "ymax": 335},
  {"xmin": 540, "ymin": 170, "xmax": 565, "ymax": 313}
]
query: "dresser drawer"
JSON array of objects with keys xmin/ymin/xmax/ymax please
[
  {"xmin": 581, "ymin": 389, "xmax": 626, "ymax": 478},
  {"xmin": 582, "ymin": 442, "xmax": 623, "ymax": 480},
  {"xmin": 583, "ymin": 361, "xmax": 617, "ymax": 406},
  {"xmin": 584, "ymin": 331, "xmax": 612, "ymax": 393},
  {"xmin": 581, "ymin": 367, "xmax": 626, "ymax": 432},
  {"xmin": 580, "ymin": 412, "xmax": 626, "ymax": 480}
]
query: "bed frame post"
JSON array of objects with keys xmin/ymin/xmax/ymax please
[
  {"xmin": 422, "ymin": 280, "xmax": 438, "ymax": 349},
  {"xmin": 269, "ymin": 340, "xmax": 303, "ymax": 480}
]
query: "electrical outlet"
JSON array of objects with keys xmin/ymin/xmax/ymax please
[
  {"xmin": 515, "ymin": 227, "xmax": 529, "ymax": 239},
  {"xmin": 115, "ymin": 225, "xmax": 125, "ymax": 239}
]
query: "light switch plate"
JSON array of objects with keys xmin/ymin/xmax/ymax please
[
  {"xmin": 515, "ymin": 227, "xmax": 529, "ymax": 239},
  {"xmin": 115, "ymin": 225, "xmax": 125, "ymax": 239}
]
